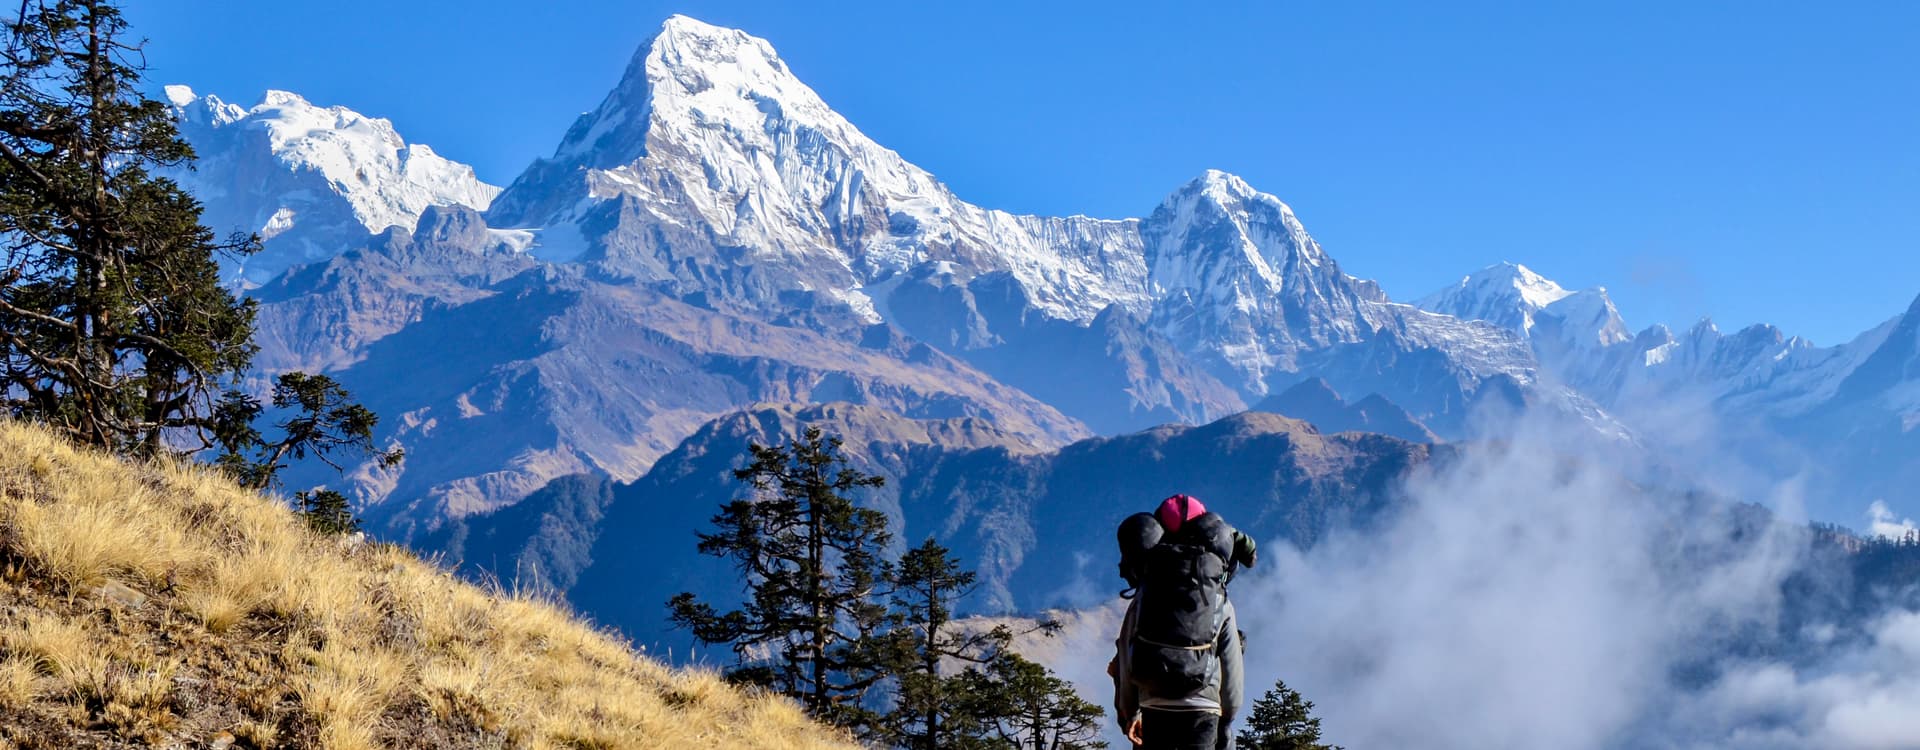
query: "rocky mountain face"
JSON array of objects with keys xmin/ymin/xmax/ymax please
[
  {"xmin": 427, "ymin": 402, "xmax": 1435, "ymax": 650},
  {"xmin": 1419, "ymin": 263, "xmax": 1920, "ymax": 515},
  {"xmin": 169, "ymin": 13, "xmax": 1916, "ymax": 534},
  {"xmin": 1252, "ymin": 378, "xmax": 1439, "ymax": 444},
  {"xmin": 165, "ymin": 87, "xmax": 500, "ymax": 286},
  {"xmin": 416, "ymin": 472, "xmax": 617, "ymax": 595},
  {"xmin": 1786, "ymin": 296, "xmax": 1920, "ymax": 508},
  {"xmin": 168, "ymin": 15, "xmax": 1572, "ymax": 530},
  {"xmin": 250, "ymin": 208, "xmax": 1089, "ymax": 533}
]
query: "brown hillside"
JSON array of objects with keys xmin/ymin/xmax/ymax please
[{"xmin": 0, "ymin": 421, "xmax": 855, "ymax": 750}]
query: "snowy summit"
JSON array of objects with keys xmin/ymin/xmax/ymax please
[
  {"xmin": 165, "ymin": 88, "xmax": 501, "ymax": 285},
  {"xmin": 475, "ymin": 16, "xmax": 1537, "ymax": 395}
]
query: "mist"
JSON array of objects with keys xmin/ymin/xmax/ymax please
[{"xmin": 1050, "ymin": 409, "xmax": 1920, "ymax": 749}]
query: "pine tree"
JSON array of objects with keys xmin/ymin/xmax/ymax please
[
  {"xmin": 880, "ymin": 538, "xmax": 1059, "ymax": 749},
  {"xmin": 294, "ymin": 489, "xmax": 359, "ymax": 535},
  {"xmin": 668, "ymin": 426, "xmax": 895, "ymax": 733},
  {"xmin": 1236, "ymin": 679, "xmax": 1341, "ymax": 750},
  {"xmin": 0, "ymin": 0, "xmax": 397, "ymax": 524},
  {"xmin": 0, "ymin": 0, "xmax": 258, "ymax": 453},
  {"xmin": 212, "ymin": 371, "xmax": 404, "ymax": 493},
  {"xmin": 958, "ymin": 652, "xmax": 1107, "ymax": 750}
]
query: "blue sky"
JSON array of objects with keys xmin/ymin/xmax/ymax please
[{"xmin": 130, "ymin": 1, "xmax": 1918, "ymax": 345}]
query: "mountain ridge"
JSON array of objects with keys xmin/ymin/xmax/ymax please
[
  {"xmin": 165, "ymin": 14, "xmax": 1915, "ymax": 527},
  {"xmin": 165, "ymin": 86, "xmax": 500, "ymax": 285},
  {"xmin": 546, "ymin": 402, "xmax": 1437, "ymax": 649}
]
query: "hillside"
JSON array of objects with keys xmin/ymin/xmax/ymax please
[
  {"xmin": 496, "ymin": 404, "xmax": 1435, "ymax": 650},
  {"xmin": 0, "ymin": 421, "xmax": 855, "ymax": 750}
]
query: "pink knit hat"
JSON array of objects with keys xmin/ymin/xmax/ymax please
[{"xmin": 1156, "ymin": 494, "xmax": 1206, "ymax": 534}]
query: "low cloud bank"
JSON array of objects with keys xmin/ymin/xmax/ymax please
[
  {"xmin": 1668, "ymin": 609, "xmax": 1920, "ymax": 749},
  {"xmin": 1053, "ymin": 411, "xmax": 1919, "ymax": 749}
]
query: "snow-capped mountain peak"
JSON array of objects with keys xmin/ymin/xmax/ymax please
[
  {"xmin": 479, "ymin": 15, "xmax": 1540, "ymax": 401},
  {"xmin": 166, "ymin": 88, "xmax": 500, "ymax": 285},
  {"xmin": 1418, "ymin": 261, "xmax": 1628, "ymax": 348},
  {"xmin": 165, "ymin": 85, "xmax": 245, "ymax": 127},
  {"xmin": 487, "ymin": 16, "xmax": 1151, "ymax": 321},
  {"xmin": 1146, "ymin": 170, "xmax": 1328, "ymax": 290},
  {"xmin": 1501, "ymin": 263, "xmax": 1575, "ymax": 309},
  {"xmin": 504, "ymin": 13, "xmax": 933, "ymax": 208},
  {"xmin": 554, "ymin": 14, "xmax": 809, "ymax": 162},
  {"xmin": 1419, "ymin": 262, "xmax": 1573, "ymax": 331}
]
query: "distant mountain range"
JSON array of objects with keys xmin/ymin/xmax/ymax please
[
  {"xmin": 163, "ymin": 14, "xmax": 1916, "ymax": 537},
  {"xmin": 1418, "ymin": 261, "xmax": 1920, "ymax": 509},
  {"xmin": 418, "ymin": 402, "xmax": 1433, "ymax": 649},
  {"xmin": 166, "ymin": 86, "xmax": 500, "ymax": 286},
  {"xmin": 1253, "ymin": 378, "xmax": 1440, "ymax": 444}
]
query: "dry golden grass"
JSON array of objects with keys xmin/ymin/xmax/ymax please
[
  {"xmin": 0, "ymin": 420, "xmax": 858, "ymax": 749},
  {"xmin": 0, "ymin": 658, "xmax": 38, "ymax": 709}
]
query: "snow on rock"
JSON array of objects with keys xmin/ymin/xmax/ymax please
[
  {"xmin": 167, "ymin": 88, "xmax": 501, "ymax": 285},
  {"xmin": 484, "ymin": 16, "xmax": 1542, "ymax": 405},
  {"xmin": 1419, "ymin": 262, "xmax": 1580, "ymax": 335},
  {"xmin": 488, "ymin": 14, "xmax": 1148, "ymax": 322},
  {"xmin": 1605, "ymin": 310, "xmax": 1919, "ymax": 422},
  {"xmin": 1543, "ymin": 289, "xmax": 1632, "ymax": 350},
  {"xmin": 1142, "ymin": 170, "xmax": 1384, "ymax": 385},
  {"xmin": 1424, "ymin": 263, "xmax": 1918, "ymax": 426}
]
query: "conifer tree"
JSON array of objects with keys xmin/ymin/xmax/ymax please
[
  {"xmin": 0, "ymin": 0, "xmax": 257, "ymax": 452},
  {"xmin": 880, "ymin": 538, "xmax": 1059, "ymax": 749},
  {"xmin": 957, "ymin": 652, "xmax": 1107, "ymax": 750},
  {"xmin": 1236, "ymin": 679, "xmax": 1341, "ymax": 750},
  {"xmin": 294, "ymin": 489, "xmax": 359, "ymax": 535},
  {"xmin": 0, "ymin": 1, "xmax": 396, "ymax": 525},
  {"xmin": 212, "ymin": 371, "xmax": 403, "ymax": 493},
  {"xmin": 668, "ymin": 426, "xmax": 895, "ymax": 733}
]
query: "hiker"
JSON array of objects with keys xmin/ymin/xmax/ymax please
[{"xmin": 1110, "ymin": 494, "xmax": 1255, "ymax": 750}]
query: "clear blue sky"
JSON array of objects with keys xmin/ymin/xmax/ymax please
[{"xmin": 128, "ymin": 1, "xmax": 1918, "ymax": 345}]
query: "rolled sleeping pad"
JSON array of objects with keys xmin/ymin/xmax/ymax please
[{"xmin": 1117, "ymin": 511, "xmax": 1165, "ymax": 588}]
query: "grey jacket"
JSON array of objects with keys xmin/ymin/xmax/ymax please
[{"xmin": 1112, "ymin": 597, "xmax": 1243, "ymax": 730}]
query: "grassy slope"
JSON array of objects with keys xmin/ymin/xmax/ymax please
[{"xmin": 0, "ymin": 422, "xmax": 855, "ymax": 750}]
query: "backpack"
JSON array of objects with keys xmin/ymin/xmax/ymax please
[
  {"xmin": 1116, "ymin": 512, "xmax": 1164, "ymax": 596},
  {"xmin": 1125, "ymin": 511, "xmax": 1237, "ymax": 698}
]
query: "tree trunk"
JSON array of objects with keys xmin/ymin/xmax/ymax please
[
  {"xmin": 79, "ymin": 0, "xmax": 111, "ymax": 448},
  {"xmin": 808, "ymin": 477, "xmax": 827, "ymax": 714},
  {"xmin": 925, "ymin": 589, "xmax": 941, "ymax": 749}
]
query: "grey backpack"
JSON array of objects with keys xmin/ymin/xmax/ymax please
[{"xmin": 1126, "ymin": 512, "xmax": 1236, "ymax": 697}]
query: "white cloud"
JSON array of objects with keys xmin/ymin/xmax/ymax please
[
  {"xmin": 1676, "ymin": 610, "xmax": 1920, "ymax": 750},
  {"xmin": 1219, "ymin": 417, "xmax": 1802, "ymax": 749},
  {"xmin": 1867, "ymin": 500, "xmax": 1917, "ymax": 541},
  {"xmin": 1047, "ymin": 404, "xmax": 1920, "ymax": 749}
]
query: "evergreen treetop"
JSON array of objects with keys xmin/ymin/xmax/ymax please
[
  {"xmin": 668, "ymin": 426, "xmax": 895, "ymax": 734},
  {"xmin": 0, "ymin": 1, "xmax": 397, "ymax": 531},
  {"xmin": 0, "ymin": 0, "xmax": 259, "ymax": 453},
  {"xmin": 1237, "ymin": 679, "xmax": 1341, "ymax": 750}
]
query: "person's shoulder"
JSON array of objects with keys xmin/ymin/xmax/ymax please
[{"xmin": 1187, "ymin": 513, "xmax": 1237, "ymax": 545}]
